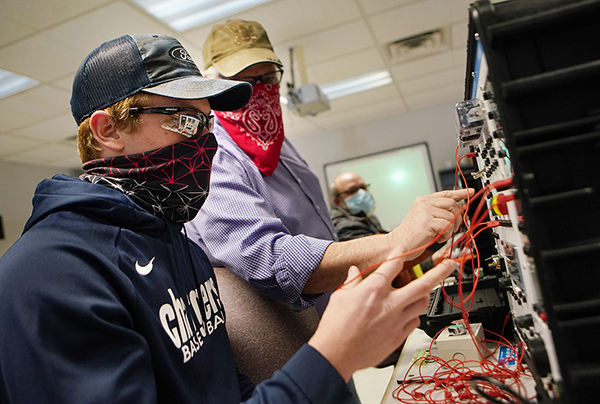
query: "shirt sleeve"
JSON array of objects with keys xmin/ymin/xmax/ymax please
[
  {"xmin": 243, "ymin": 344, "xmax": 352, "ymax": 404},
  {"xmin": 186, "ymin": 142, "xmax": 333, "ymax": 310}
]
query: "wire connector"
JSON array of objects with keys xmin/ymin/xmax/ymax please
[
  {"xmin": 492, "ymin": 192, "xmax": 516, "ymax": 216},
  {"xmin": 491, "ymin": 178, "xmax": 513, "ymax": 191}
]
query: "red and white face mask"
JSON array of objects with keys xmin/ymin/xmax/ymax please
[{"xmin": 214, "ymin": 83, "xmax": 284, "ymax": 176}]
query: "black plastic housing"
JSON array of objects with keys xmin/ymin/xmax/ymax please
[{"xmin": 466, "ymin": 0, "xmax": 600, "ymax": 402}]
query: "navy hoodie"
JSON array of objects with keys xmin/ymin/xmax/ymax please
[{"xmin": 0, "ymin": 175, "xmax": 351, "ymax": 404}]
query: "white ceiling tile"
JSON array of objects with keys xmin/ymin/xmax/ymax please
[
  {"xmin": 282, "ymin": 110, "xmax": 328, "ymax": 140},
  {"xmin": 50, "ymin": 75, "xmax": 75, "ymax": 92},
  {"xmin": 326, "ymin": 84, "xmax": 399, "ymax": 113},
  {"xmin": 450, "ymin": 0, "xmax": 477, "ymax": 21},
  {"xmin": 10, "ymin": 112, "xmax": 77, "ymax": 142},
  {"xmin": 0, "ymin": 15, "xmax": 36, "ymax": 47},
  {"xmin": 275, "ymin": 20, "xmax": 373, "ymax": 66},
  {"xmin": 398, "ymin": 66, "xmax": 465, "ymax": 95},
  {"xmin": 390, "ymin": 51, "xmax": 453, "ymax": 82},
  {"xmin": 311, "ymin": 97, "xmax": 408, "ymax": 131},
  {"xmin": 228, "ymin": 0, "xmax": 361, "ymax": 44},
  {"xmin": 0, "ymin": 85, "xmax": 71, "ymax": 131},
  {"xmin": 283, "ymin": 107, "xmax": 320, "ymax": 128},
  {"xmin": 451, "ymin": 48, "xmax": 468, "ymax": 68},
  {"xmin": 43, "ymin": 151, "xmax": 83, "ymax": 170},
  {"xmin": 48, "ymin": 2, "xmax": 176, "ymax": 56},
  {"xmin": 451, "ymin": 21, "xmax": 469, "ymax": 49},
  {"xmin": 0, "ymin": 135, "xmax": 41, "ymax": 157},
  {"xmin": 357, "ymin": 0, "xmax": 415, "ymax": 15},
  {"xmin": 0, "ymin": 0, "xmax": 113, "ymax": 31},
  {"xmin": 182, "ymin": 0, "xmax": 360, "ymax": 50},
  {"xmin": 6, "ymin": 142, "xmax": 76, "ymax": 165},
  {"xmin": 306, "ymin": 48, "xmax": 386, "ymax": 85},
  {"xmin": 369, "ymin": 0, "xmax": 452, "ymax": 45},
  {"xmin": 403, "ymin": 82, "xmax": 463, "ymax": 111},
  {"xmin": 0, "ymin": 107, "xmax": 30, "ymax": 134},
  {"xmin": 0, "ymin": 33, "xmax": 87, "ymax": 82}
]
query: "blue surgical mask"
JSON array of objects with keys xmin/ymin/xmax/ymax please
[{"xmin": 344, "ymin": 188, "xmax": 375, "ymax": 215}]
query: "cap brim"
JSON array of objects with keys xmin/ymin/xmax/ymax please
[
  {"xmin": 143, "ymin": 76, "xmax": 252, "ymax": 111},
  {"xmin": 212, "ymin": 47, "xmax": 283, "ymax": 77}
]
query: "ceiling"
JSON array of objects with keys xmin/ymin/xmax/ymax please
[{"xmin": 0, "ymin": 0, "xmax": 476, "ymax": 170}]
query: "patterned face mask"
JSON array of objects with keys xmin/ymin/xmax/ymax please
[
  {"xmin": 214, "ymin": 82, "xmax": 284, "ymax": 176},
  {"xmin": 81, "ymin": 133, "xmax": 218, "ymax": 223}
]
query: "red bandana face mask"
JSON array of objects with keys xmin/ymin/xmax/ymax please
[
  {"xmin": 80, "ymin": 133, "xmax": 218, "ymax": 223},
  {"xmin": 214, "ymin": 82, "xmax": 284, "ymax": 176}
]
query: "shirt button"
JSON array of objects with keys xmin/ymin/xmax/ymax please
[{"xmin": 297, "ymin": 178, "xmax": 302, "ymax": 183}]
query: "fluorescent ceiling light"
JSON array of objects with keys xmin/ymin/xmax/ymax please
[
  {"xmin": 320, "ymin": 69, "xmax": 392, "ymax": 100},
  {"xmin": 132, "ymin": 0, "xmax": 273, "ymax": 32},
  {"xmin": 0, "ymin": 69, "xmax": 40, "ymax": 100}
]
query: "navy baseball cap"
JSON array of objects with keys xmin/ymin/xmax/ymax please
[{"xmin": 71, "ymin": 34, "xmax": 252, "ymax": 124}]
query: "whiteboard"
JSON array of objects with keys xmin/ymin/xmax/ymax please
[{"xmin": 324, "ymin": 143, "xmax": 437, "ymax": 231}]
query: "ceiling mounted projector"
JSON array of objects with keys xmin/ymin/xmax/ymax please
[
  {"xmin": 285, "ymin": 83, "xmax": 330, "ymax": 117},
  {"xmin": 284, "ymin": 46, "xmax": 330, "ymax": 117}
]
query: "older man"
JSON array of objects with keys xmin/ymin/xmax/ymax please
[
  {"xmin": 186, "ymin": 19, "xmax": 469, "ymax": 309},
  {"xmin": 330, "ymin": 172, "xmax": 387, "ymax": 241}
]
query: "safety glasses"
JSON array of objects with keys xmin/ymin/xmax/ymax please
[{"xmin": 129, "ymin": 106, "xmax": 214, "ymax": 138}]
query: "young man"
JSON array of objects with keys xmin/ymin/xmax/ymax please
[{"xmin": 0, "ymin": 33, "xmax": 456, "ymax": 404}]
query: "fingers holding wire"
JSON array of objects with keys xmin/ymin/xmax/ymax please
[{"xmin": 387, "ymin": 259, "xmax": 456, "ymax": 314}]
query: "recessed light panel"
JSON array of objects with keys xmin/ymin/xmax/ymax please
[
  {"xmin": 0, "ymin": 69, "xmax": 40, "ymax": 100},
  {"xmin": 132, "ymin": 0, "xmax": 273, "ymax": 31}
]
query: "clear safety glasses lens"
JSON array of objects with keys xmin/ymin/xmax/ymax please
[{"xmin": 160, "ymin": 113, "xmax": 214, "ymax": 138}]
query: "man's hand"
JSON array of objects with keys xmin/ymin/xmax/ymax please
[
  {"xmin": 308, "ymin": 254, "xmax": 457, "ymax": 381},
  {"xmin": 388, "ymin": 189, "xmax": 472, "ymax": 261}
]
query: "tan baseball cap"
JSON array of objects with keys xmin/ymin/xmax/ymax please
[{"xmin": 203, "ymin": 19, "xmax": 283, "ymax": 77}]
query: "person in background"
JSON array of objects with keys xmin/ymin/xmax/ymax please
[
  {"xmin": 0, "ymin": 33, "xmax": 458, "ymax": 404},
  {"xmin": 184, "ymin": 19, "xmax": 471, "ymax": 384},
  {"xmin": 329, "ymin": 171, "xmax": 446, "ymax": 273},
  {"xmin": 330, "ymin": 171, "xmax": 451, "ymax": 368},
  {"xmin": 330, "ymin": 171, "xmax": 387, "ymax": 242}
]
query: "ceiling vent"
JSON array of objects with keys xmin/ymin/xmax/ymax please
[{"xmin": 387, "ymin": 29, "xmax": 446, "ymax": 64}]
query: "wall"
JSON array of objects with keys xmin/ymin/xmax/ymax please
[
  {"xmin": 292, "ymin": 100, "xmax": 459, "ymax": 204},
  {"xmin": 0, "ymin": 162, "xmax": 64, "ymax": 257}
]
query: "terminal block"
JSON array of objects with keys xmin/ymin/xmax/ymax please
[{"xmin": 455, "ymin": 99, "xmax": 485, "ymax": 147}]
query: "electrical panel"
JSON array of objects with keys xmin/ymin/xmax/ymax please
[{"xmin": 460, "ymin": 0, "xmax": 600, "ymax": 402}]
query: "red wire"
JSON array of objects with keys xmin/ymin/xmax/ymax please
[{"xmin": 391, "ymin": 149, "xmax": 530, "ymax": 403}]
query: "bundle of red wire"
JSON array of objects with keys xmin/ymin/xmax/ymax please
[{"xmin": 343, "ymin": 146, "xmax": 535, "ymax": 403}]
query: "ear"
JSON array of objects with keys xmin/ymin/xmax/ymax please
[
  {"xmin": 89, "ymin": 110, "xmax": 124, "ymax": 155},
  {"xmin": 333, "ymin": 196, "xmax": 340, "ymax": 206}
]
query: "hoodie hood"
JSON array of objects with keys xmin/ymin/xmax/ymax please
[{"xmin": 24, "ymin": 174, "xmax": 171, "ymax": 236}]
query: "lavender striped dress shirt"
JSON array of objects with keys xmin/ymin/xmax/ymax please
[{"xmin": 185, "ymin": 121, "xmax": 337, "ymax": 310}]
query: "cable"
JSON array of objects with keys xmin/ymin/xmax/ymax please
[
  {"xmin": 469, "ymin": 375, "xmax": 535, "ymax": 404},
  {"xmin": 390, "ymin": 147, "xmax": 534, "ymax": 404}
]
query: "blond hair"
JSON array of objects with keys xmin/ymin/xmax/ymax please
[{"xmin": 77, "ymin": 92, "xmax": 152, "ymax": 163}]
